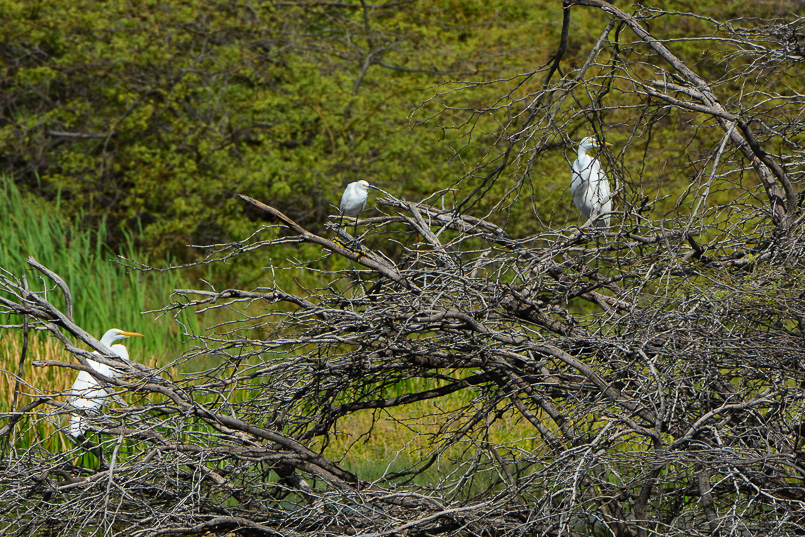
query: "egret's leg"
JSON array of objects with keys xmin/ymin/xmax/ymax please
[
  {"xmin": 71, "ymin": 432, "xmax": 109, "ymax": 471},
  {"xmin": 336, "ymin": 214, "xmax": 357, "ymax": 248},
  {"xmin": 335, "ymin": 214, "xmax": 345, "ymax": 246}
]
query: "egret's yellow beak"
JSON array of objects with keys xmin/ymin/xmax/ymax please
[{"xmin": 121, "ymin": 331, "xmax": 144, "ymax": 338}]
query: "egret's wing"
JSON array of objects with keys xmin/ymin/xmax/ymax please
[
  {"xmin": 71, "ymin": 371, "xmax": 98, "ymax": 397},
  {"xmin": 70, "ymin": 347, "xmax": 129, "ymax": 405},
  {"xmin": 87, "ymin": 357, "xmax": 113, "ymax": 378},
  {"xmin": 571, "ymin": 158, "xmax": 593, "ymax": 219},
  {"xmin": 339, "ymin": 184, "xmax": 353, "ymax": 214},
  {"xmin": 570, "ymin": 159, "xmax": 585, "ymax": 195},
  {"xmin": 69, "ymin": 371, "xmax": 106, "ymax": 438},
  {"xmin": 70, "ymin": 371, "xmax": 109, "ymax": 404},
  {"xmin": 590, "ymin": 162, "xmax": 612, "ymax": 227},
  {"xmin": 340, "ymin": 183, "xmax": 362, "ymax": 215},
  {"xmin": 596, "ymin": 167, "xmax": 611, "ymax": 207},
  {"xmin": 588, "ymin": 160, "xmax": 605, "ymax": 197},
  {"xmin": 87, "ymin": 347, "xmax": 130, "ymax": 378},
  {"xmin": 339, "ymin": 184, "xmax": 368, "ymax": 217}
]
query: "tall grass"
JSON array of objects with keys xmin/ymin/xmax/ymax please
[{"xmin": 0, "ymin": 175, "xmax": 196, "ymax": 357}]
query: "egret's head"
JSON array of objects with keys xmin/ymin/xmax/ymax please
[
  {"xmin": 356, "ymin": 180, "xmax": 374, "ymax": 191},
  {"xmin": 579, "ymin": 137, "xmax": 611, "ymax": 150},
  {"xmin": 103, "ymin": 328, "xmax": 145, "ymax": 344}
]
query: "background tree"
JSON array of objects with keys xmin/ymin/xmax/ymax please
[{"xmin": 1, "ymin": 1, "xmax": 805, "ymax": 536}]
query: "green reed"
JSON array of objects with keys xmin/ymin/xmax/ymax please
[{"xmin": 0, "ymin": 175, "xmax": 197, "ymax": 359}]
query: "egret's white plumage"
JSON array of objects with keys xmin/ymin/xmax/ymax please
[
  {"xmin": 571, "ymin": 137, "xmax": 612, "ymax": 228},
  {"xmin": 69, "ymin": 328, "xmax": 143, "ymax": 438},
  {"xmin": 339, "ymin": 180, "xmax": 372, "ymax": 218},
  {"xmin": 338, "ymin": 180, "xmax": 377, "ymax": 239}
]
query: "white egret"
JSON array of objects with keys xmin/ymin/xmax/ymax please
[
  {"xmin": 571, "ymin": 137, "xmax": 612, "ymax": 228},
  {"xmin": 338, "ymin": 180, "xmax": 378, "ymax": 242},
  {"xmin": 69, "ymin": 328, "xmax": 143, "ymax": 440}
]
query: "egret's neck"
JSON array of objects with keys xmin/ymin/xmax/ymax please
[
  {"xmin": 101, "ymin": 335, "xmax": 117, "ymax": 347},
  {"xmin": 577, "ymin": 145, "xmax": 590, "ymax": 161}
]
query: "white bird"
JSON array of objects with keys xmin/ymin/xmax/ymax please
[
  {"xmin": 69, "ymin": 328, "xmax": 143, "ymax": 439},
  {"xmin": 338, "ymin": 180, "xmax": 377, "ymax": 240},
  {"xmin": 571, "ymin": 137, "xmax": 612, "ymax": 228}
]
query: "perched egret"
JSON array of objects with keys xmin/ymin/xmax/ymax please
[
  {"xmin": 571, "ymin": 137, "xmax": 612, "ymax": 228},
  {"xmin": 69, "ymin": 328, "xmax": 143, "ymax": 440},
  {"xmin": 339, "ymin": 180, "xmax": 377, "ymax": 241}
]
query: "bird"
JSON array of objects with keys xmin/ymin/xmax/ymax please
[
  {"xmin": 338, "ymin": 180, "xmax": 377, "ymax": 242},
  {"xmin": 571, "ymin": 137, "xmax": 612, "ymax": 228},
  {"xmin": 68, "ymin": 328, "xmax": 143, "ymax": 440}
]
